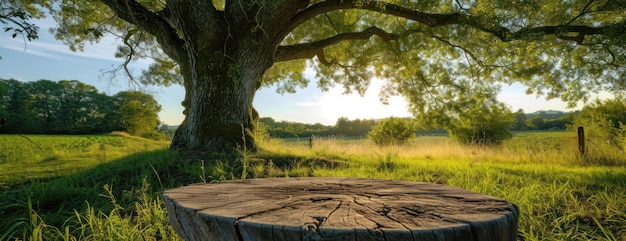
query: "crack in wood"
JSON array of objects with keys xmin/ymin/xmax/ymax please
[
  {"xmin": 234, "ymin": 203, "xmax": 301, "ymax": 221},
  {"xmin": 352, "ymin": 199, "xmax": 402, "ymax": 231},
  {"xmin": 234, "ymin": 221, "xmax": 244, "ymax": 241},
  {"xmin": 324, "ymin": 200, "xmax": 343, "ymax": 226},
  {"xmin": 310, "ymin": 197, "xmax": 333, "ymax": 202}
]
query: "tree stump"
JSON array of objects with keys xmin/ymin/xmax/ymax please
[{"xmin": 163, "ymin": 177, "xmax": 518, "ymax": 241}]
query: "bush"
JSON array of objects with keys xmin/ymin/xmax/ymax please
[
  {"xmin": 446, "ymin": 102, "xmax": 514, "ymax": 145},
  {"xmin": 367, "ymin": 117, "xmax": 416, "ymax": 146}
]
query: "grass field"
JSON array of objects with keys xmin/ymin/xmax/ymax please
[
  {"xmin": 0, "ymin": 134, "xmax": 170, "ymax": 189},
  {"xmin": 1, "ymin": 132, "xmax": 625, "ymax": 240}
]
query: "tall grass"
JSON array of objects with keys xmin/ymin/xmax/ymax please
[
  {"xmin": 264, "ymin": 132, "xmax": 626, "ymax": 241},
  {"xmin": 2, "ymin": 180, "xmax": 181, "ymax": 241},
  {"xmin": 1, "ymin": 132, "xmax": 625, "ymax": 240},
  {"xmin": 0, "ymin": 135, "xmax": 187, "ymax": 240}
]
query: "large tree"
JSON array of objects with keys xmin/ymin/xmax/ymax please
[
  {"xmin": 113, "ymin": 90, "xmax": 162, "ymax": 137},
  {"xmin": 0, "ymin": 78, "xmax": 34, "ymax": 133},
  {"xmin": 55, "ymin": 80, "xmax": 100, "ymax": 133},
  {"xmin": 20, "ymin": 0, "xmax": 626, "ymax": 154},
  {"xmin": 29, "ymin": 79, "xmax": 62, "ymax": 133}
]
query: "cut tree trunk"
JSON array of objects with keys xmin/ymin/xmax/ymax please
[{"xmin": 163, "ymin": 177, "xmax": 519, "ymax": 241}]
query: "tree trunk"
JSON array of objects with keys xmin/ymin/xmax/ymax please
[{"xmin": 170, "ymin": 38, "xmax": 273, "ymax": 155}]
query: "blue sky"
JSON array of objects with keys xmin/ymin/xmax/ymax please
[{"xmin": 1, "ymin": 18, "xmax": 581, "ymax": 126}]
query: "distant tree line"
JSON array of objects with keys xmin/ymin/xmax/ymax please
[
  {"xmin": 0, "ymin": 78, "xmax": 163, "ymax": 138},
  {"xmin": 259, "ymin": 117, "xmax": 377, "ymax": 138},
  {"xmin": 254, "ymin": 96, "xmax": 626, "ymax": 151},
  {"xmin": 513, "ymin": 109, "xmax": 578, "ymax": 131},
  {"xmin": 261, "ymin": 109, "xmax": 580, "ymax": 141}
]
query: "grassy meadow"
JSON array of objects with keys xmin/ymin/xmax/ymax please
[
  {"xmin": 1, "ymin": 132, "xmax": 625, "ymax": 240},
  {"xmin": 0, "ymin": 134, "xmax": 170, "ymax": 189}
]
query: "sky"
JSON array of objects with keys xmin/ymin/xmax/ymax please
[{"xmin": 1, "ymin": 18, "xmax": 587, "ymax": 126}]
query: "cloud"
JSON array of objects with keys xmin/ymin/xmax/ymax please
[
  {"xmin": 1, "ymin": 38, "xmax": 70, "ymax": 60},
  {"xmin": 1, "ymin": 36, "xmax": 123, "ymax": 62},
  {"xmin": 1, "ymin": 17, "xmax": 125, "ymax": 62}
]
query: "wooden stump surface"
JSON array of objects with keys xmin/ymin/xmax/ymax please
[{"xmin": 163, "ymin": 177, "xmax": 518, "ymax": 241}]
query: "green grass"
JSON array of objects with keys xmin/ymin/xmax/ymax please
[
  {"xmin": 0, "ymin": 135, "xmax": 196, "ymax": 241},
  {"xmin": 1, "ymin": 132, "xmax": 625, "ymax": 240},
  {"xmin": 0, "ymin": 134, "xmax": 170, "ymax": 189},
  {"xmin": 263, "ymin": 133, "xmax": 626, "ymax": 240}
]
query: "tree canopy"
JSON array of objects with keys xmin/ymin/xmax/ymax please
[
  {"xmin": 10, "ymin": 0, "xmax": 626, "ymax": 154},
  {"xmin": 443, "ymin": 98, "xmax": 514, "ymax": 145},
  {"xmin": 0, "ymin": 78, "xmax": 163, "ymax": 137},
  {"xmin": 0, "ymin": 0, "xmax": 40, "ymax": 41},
  {"xmin": 113, "ymin": 90, "xmax": 163, "ymax": 138}
]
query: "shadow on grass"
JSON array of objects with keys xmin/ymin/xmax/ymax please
[
  {"xmin": 0, "ymin": 149, "xmax": 203, "ymax": 228},
  {"xmin": 0, "ymin": 147, "xmax": 348, "ymax": 229}
]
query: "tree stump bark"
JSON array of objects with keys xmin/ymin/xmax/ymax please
[{"xmin": 163, "ymin": 177, "xmax": 518, "ymax": 241}]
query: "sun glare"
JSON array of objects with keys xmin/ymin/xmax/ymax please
[{"xmin": 296, "ymin": 79, "xmax": 413, "ymax": 125}]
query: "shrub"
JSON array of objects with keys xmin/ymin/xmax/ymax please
[
  {"xmin": 368, "ymin": 117, "xmax": 416, "ymax": 146},
  {"xmin": 446, "ymin": 101, "xmax": 514, "ymax": 145}
]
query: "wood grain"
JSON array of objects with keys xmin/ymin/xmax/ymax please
[{"xmin": 163, "ymin": 177, "xmax": 518, "ymax": 241}]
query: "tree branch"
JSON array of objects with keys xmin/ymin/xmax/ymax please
[
  {"xmin": 121, "ymin": 29, "xmax": 138, "ymax": 83},
  {"xmin": 564, "ymin": 0, "xmax": 598, "ymax": 26},
  {"xmin": 496, "ymin": 24, "xmax": 625, "ymax": 43},
  {"xmin": 282, "ymin": 0, "xmax": 461, "ymax": 38},
  {"xmin": 280, "ymin": 0, "xmax": 624, "ymax": 50},
  {"xmin": 1, "ymin": 6, "xmax": 39, "ymax": 41},
  {"xmin": 275, "ymin": 26, "xmax": 397, "ymax": 62},
  {"xmin": 99, "ymin": 0, "xmax": 185, "ymax": 62}
]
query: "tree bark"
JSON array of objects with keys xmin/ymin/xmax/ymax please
[{"xmin": 170, "ymin": 35, "xmax": 274, "ymax": 154}]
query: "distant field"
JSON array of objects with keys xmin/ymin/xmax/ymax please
[
  {"xmin": 1, "ymin": 132, "xmax": 625, "ymax": 240},
  {"xmin": 0, "ymin": 134, "xmax": 169, "ymax": 189}
]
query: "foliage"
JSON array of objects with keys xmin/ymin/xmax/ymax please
[
  {"xmin": 0, "ymin": 0, "xmax": 42, "ymax": 41},
  {"xmin": 525, "ymin": 111, "xmax": 577, "ymax": 130},
  {"xmin": 0, "ymin": 78, "xmax": 164, "ymax": 138},
  {"xmin": 513, "ymin": 109, "xmax": 528, "ymax": 130},
  {"xmin": 525, "ymin": 116, "xmax": 545, "ymax": 130},
  {"xmin": 367, "ymin": 117, "xmax": 416, "ymax": 146},
  {"xmin": 335, "ymin": 117, "xmax": 377, "ymax": 137},
  {"xmin": 0, "ymin": 78, "xmax": 34, "ymax": 132},
  {"xmin": 444, "ymin": 98, "xmax": 515, "ymax": 145},
  {"xmin": 113, "ymin": 91, "xmax": 163, "ymax": 139},
  {"xmin": 260, "ymin": 117, "xmax": 333, "ymax": 138},
  {"xmin": 571, "ymin": 97, "xmax": 626, "ymax": 155},
  {"xmin": 259, "ymin": 117, "xmax": 377, "ymax": 138},
  {"xmin": 56, "ymin": 80, "xmax": 105, "ymax": 133}
]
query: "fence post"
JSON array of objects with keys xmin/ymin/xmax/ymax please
[{"xmin": 577, "ymin": 126, "xmax": 585, "ymax": 156}]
